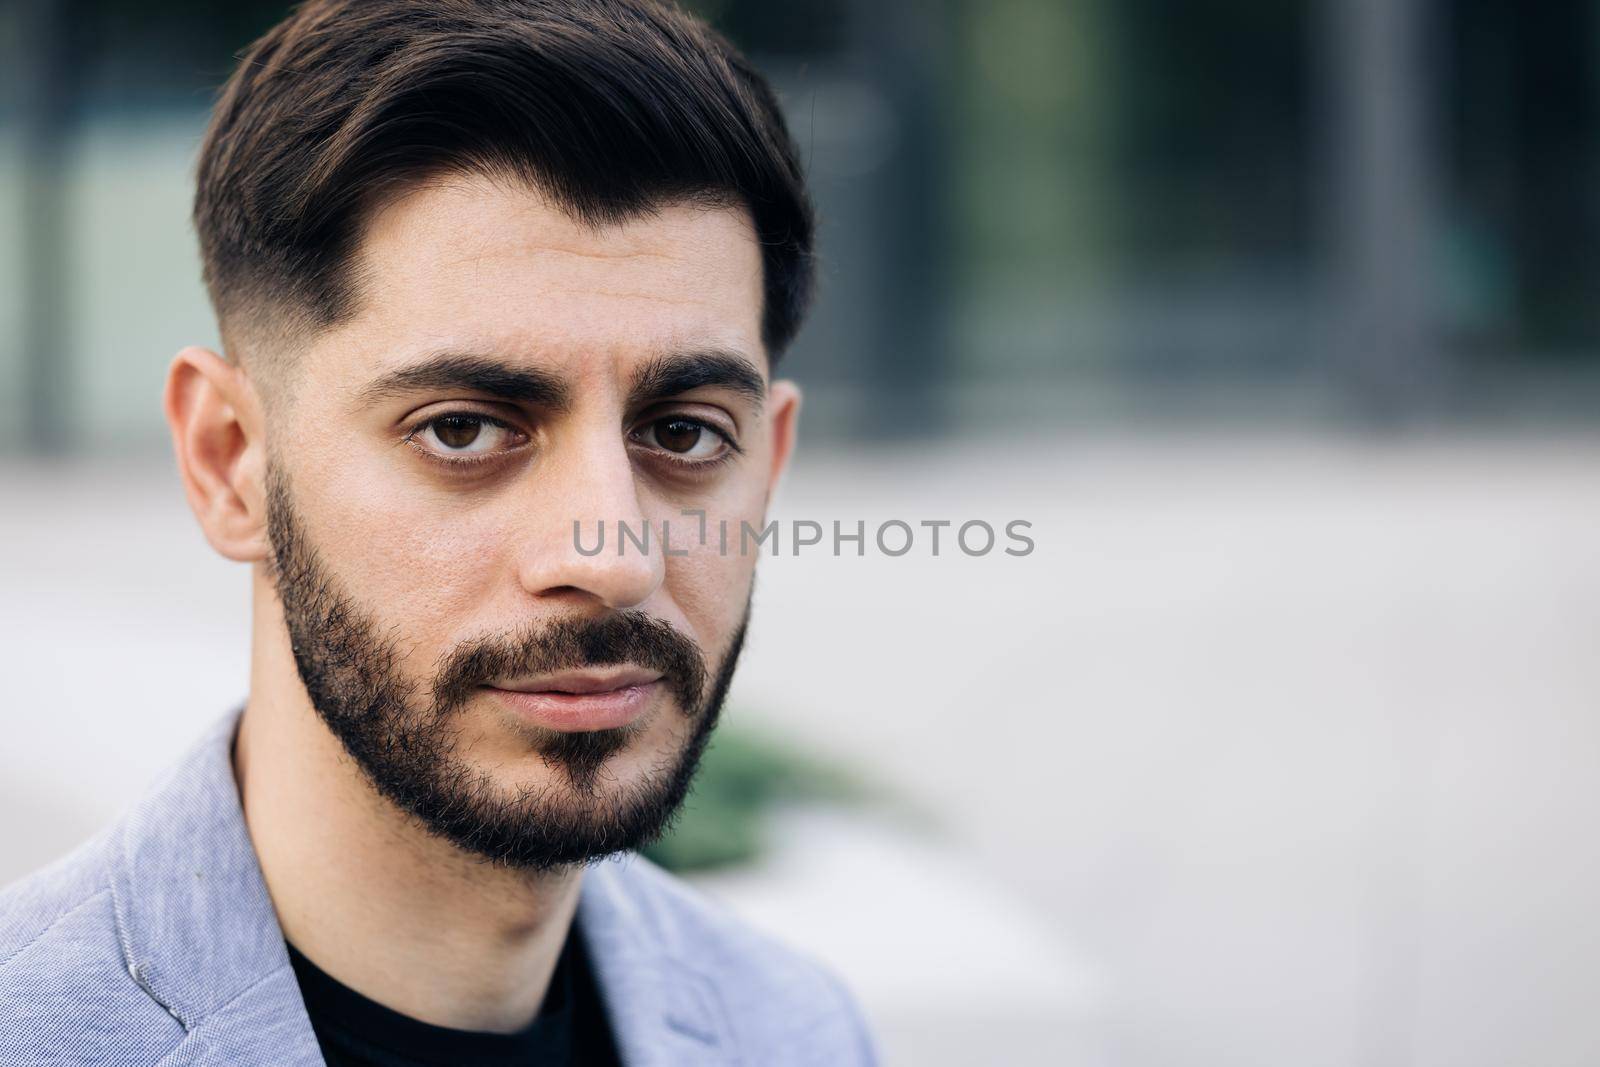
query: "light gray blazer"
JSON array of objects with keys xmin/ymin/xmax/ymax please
[{"xmin": 0, "ymin": 710, "xmax": 876, "ymax": 1065}]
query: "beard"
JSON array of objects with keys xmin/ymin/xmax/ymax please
[{"xmin": 263, "ymin": 463, "xmax": 747, "ymax": 871}]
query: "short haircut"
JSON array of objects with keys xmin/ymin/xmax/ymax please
[{"xmin": 194, "ymin": 0, "xmax": 815, "ymax": 362}]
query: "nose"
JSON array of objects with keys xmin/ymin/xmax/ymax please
[{"xmin": 513, "ymin": 432, "xmax": 665, "ymax": 611}]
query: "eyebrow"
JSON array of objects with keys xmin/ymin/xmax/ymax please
[
  {"xmin": 627, "ymin": 349, "xmax": 767, "ymax": 411},
  {"xmin": 356, "ymin": 353, "xmax": 571, "ymax": 410},
  {"xmin": 355, "ymin": 346, "xmax": 767, "ymax": 413}
]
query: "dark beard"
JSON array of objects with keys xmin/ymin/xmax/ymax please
[{"xmin": 263, "ymin": 463, "xmax": 747, "ymax": 871}]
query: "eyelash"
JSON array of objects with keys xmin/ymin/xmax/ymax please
[
  {"xmin": 402, "ymin": 411, "xmax": 742, "ymax": 473},
  {"xmin": 402, "ymin": 413, "xmax": 526, "ymax": 471},
  {"xmin": 631, "ymin": 417, "xmax": 743, "ymax": 473}
]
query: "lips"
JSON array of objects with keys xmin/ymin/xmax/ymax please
[
  {"xmin": 483, "ymin": 667, "xmax": 664, "ymax": 731},
  {"xmin": 492, "ymin": 667, "xmax": 664, "ymax": 696}
]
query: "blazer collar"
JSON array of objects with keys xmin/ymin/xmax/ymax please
[
  {"xmin": 579, "ymin": 857, "xmax": 739, "ymax": 1065},
  {"xmin": 108, "ymin": 708, "xmax": 737, "ymax": 1065}
]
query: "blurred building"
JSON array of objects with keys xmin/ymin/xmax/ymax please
[{"xmin": 3, "ymin": 0, "xmax": 1599, "ymax": 454}]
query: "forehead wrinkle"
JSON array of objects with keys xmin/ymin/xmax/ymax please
[
  {"xmin": 398, "ymin": 244, "xmax": 747, "ymax": 323},
  {"xmin": 442, "ymin": 244, "xmax": 687, "ymax": 269},
  {"xmin": 393, "ymin": 211, "xmax": 755, "ymax": 281},
  {"xmin": 557, "ymin": 286, "xmax": 731, "ymax": 310},
  {"xmin": 338, "ymin": 186, "xmax": 765, "ymax": 389}
]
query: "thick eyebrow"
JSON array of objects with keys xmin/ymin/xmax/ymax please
[
  {"xmin": 356, "ymin": 353, "xmax": 571, "ymax": 411},
  {"xmin": 627, "ymin": 349, "xmax": 767, "ymax": 411}
]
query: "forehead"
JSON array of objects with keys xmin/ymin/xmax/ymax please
[{"xmin": 316, "ymin": 173, "xmax": 766, "ymax": 386}]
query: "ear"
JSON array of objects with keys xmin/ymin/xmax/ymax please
[
  {"xmin": 764, "ymin": 378, "xmax": 802, "ymax": 495},
  {"xmin": 163, "ymin": 346, "xmax": 271, "ymax": 563}
]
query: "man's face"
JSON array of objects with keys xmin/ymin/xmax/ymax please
[{"xmin": 257, "ymin": 173, "xmax": 794, "ymax": 869}]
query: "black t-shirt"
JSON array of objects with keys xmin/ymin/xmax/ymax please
[{"xmin": 285, "ymin": 920, "xmax": 621, "ymax": 1067}]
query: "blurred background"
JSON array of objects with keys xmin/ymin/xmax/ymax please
[{"xmin": 1, "ymin": 0, "xmax": 1598, "ymax": 1064}]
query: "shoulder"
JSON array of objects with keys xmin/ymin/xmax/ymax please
[
  {"xmin": 584, "ymin": 853, "xmax": 878, "ymax": 1065},
  {"xmin": 1, "ymin": 827, "xmax": 118, "ymax": 967},
  {"xmin": 0, "ymin": 830, "xmax": 186, "ymax": 1064}
]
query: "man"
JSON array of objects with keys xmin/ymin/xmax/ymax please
[{"xmin": 0, "ymin": 1, "xmax": 876, "ymax": 1063}]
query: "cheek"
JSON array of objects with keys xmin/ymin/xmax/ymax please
[
  {"xmin": 665, "ymin": 544, "xmax": 749, "ymax": 650},
  {"xmin": 655, "ymin": 478, "xmax": 769, "ymax": 655},
  {"xmin": 304, "ymin": 465, "xmax": 513, "ymax": 647}
]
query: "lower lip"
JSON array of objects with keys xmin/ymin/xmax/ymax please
[{"xmin": 485, "ymin": 681, "xmax": 659, "ymax": 732}]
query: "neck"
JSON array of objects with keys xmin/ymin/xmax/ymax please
[{"xmin": 235, "ymin": 574, "xmax": 583, "ymax": 1034}]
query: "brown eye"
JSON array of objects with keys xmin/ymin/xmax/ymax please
[
  {"xmin": 632, "ymin": 415, "xmax": 732, "ymax": 464},
  {"xmin": 411, "ymin": 414, "xmax": 520, "ymax": 460},
  {"xmin": 432, "ymin": 415, "xmax": 483, "ymax": 450},
  {"xmin": 655, "ymin": 418, "xmax": 703, "ymax": 454}
]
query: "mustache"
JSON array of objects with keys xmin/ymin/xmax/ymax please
[{"xmin": 431, "ymin": 610, "xmax": 708, "ymax": 715}]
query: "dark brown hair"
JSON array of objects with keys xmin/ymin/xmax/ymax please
[{"xmin": 194, "ymin": 0, "xmax": 815, "ymax": 359}]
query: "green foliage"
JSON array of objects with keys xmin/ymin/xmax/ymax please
[{"xmin": 642, "ymin": 723, "xmax": 866, "ymax": 873}]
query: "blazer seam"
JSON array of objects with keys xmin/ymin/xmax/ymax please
[
  {"xmin": 150, "ymin": 960, "xmax": 295, "ymax": 1065},
  {"xmin": 107, "ymin": 816, "xmax": 192, "ymax": 1031},
  {"xmin": 0, "ymin": 886, "xmax": 112, "ymax": 972},
  {"xmin": 196, "ymin": 958, "xmax": 293, "ymax": 1025}
]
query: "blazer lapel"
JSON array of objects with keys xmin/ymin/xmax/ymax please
[
  {"xmin": 107, "ymin": 708, "xmax": 324, "ymax": 1065},
  {"xmin": 579, "ymin": 857, "xmax": 740, "ymax": 1066},
  {"xmin": 110, "ymin": 708, "xmax": 738, "ymax": 1065}
]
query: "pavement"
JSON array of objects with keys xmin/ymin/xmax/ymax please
[{"xmin": 4, "ymin": 429, "xmax": 1599, "ymax": 1066}]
